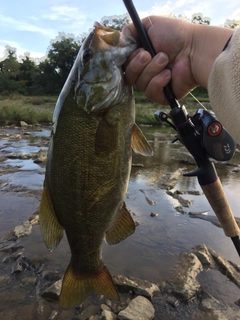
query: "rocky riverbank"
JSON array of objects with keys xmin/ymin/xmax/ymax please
[
  {"xmin": 1, "ymin": 215, "xmax": 240, "ymax": 319},
  {"xmin": 1, "ymin": 124, "xmax": 240, "ymax": 319}
]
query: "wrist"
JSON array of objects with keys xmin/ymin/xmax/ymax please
[{"xmin": 190, "ymin": 24, "xmax": 234, "ymax": 88}]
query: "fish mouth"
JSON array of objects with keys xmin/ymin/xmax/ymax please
[{"xmin": 93, "ymin": 21, "xmax": 137, "ymax": 48}]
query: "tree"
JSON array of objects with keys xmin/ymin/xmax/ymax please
[
  {"xmin": 0, "ymin": 46, "xmax": 20, "ymax": 93},
  {"xmin": 47, "ymin": 33, "xmax": 81, "ymax": 88},
  {"xmin": 224, "ymin": 19, "xmax": 240, "ymax": 28},
  {"xmin": 101, "ymin": 14, "xmax": 130, "ymax": 30},
  {"xmin": 18, "ymin": 53, "xmax": 38, "ymax": 94},
  {"xmin": 191, "ymin": 13, "xmax": 211, "ymax": 25}
]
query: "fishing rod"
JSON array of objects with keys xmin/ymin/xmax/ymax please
[{"xmin": 122, "ymin": 0, "xmax": 240, "ymax": 256}]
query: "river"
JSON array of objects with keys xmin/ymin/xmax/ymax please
[{"xmin": 0, "ymin": 124, "xmax": 240, "ymax": 318}]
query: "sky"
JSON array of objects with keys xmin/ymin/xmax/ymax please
[{"xmin": 0, "ymin": 0, "xmax": 239, "ymax": 61}]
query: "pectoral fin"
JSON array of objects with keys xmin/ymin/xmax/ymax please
[
  {"xmin": 39, "ymin": 179, "xmax": 64, "ymax": 250},
  {"xmin": 105, "ymin": 202, "xmax": 136, "ymax": 245},
  {"xmin": 131, "ymin": 123, "xmax": 153, "ymax": 156}
]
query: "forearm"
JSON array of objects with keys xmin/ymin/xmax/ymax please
[{"xmin": 190, "ymin": 24, "xmax": 234, "ymax": 88}]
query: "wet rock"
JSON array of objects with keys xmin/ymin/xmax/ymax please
[
  {"xmin": 2, "ymin": 248, "xmax": 24, "ymax": 263},
  {"xmin": 0, "ymin": 240, "xmax": 24, "ymax": 253},
  {"xmin": 166, "ymin": 296, "xmax": 179, "ymax": 308},
  {"xmin": 13, "ymin": 220, "xmax": 32, "ymax": 238},
  {"xmin": 33, "ymin": 149, "xmax": 48, "ymax": 163},
  {"xmin": 139, "ymin": 189, "xmax": 156, "ymax": 205},
  {"xmin": 118, "ymin": 296, "xmax": 155, "ymax": 320},
  {"xmin": 11, "ymin": 256, "xmax": 32, "ymax": 273},
  {"xmin": 192, "ymin": 244, "xmax": 212, "ymax": 266},
  {"xmin": 162, "ymin": 252, "xmax": 202, "ymax": 300},
  {"xmin": 20, "ymin": 121, "xmax": 28, "ymax": 127},
  {"xmin": 100, "ymin": 309, "xmax": 116, "ymax": 320},
  {"xmin": 159, "ymin": 169, "xmax": 183, "ymax": 190},
  {"xmin": 78, "ymin": 305, "xmax": 101, "ymax": 320},
  {"xmin": 150, "ymin": 212, "xmax": 158, "ymax": 217},
  {"xmin": 190, "ymin": 212, "xmax": 240, "ymax": 229},
  {"xmin": 177, "ymin": 151, "xmax": 196, "ymax": 165},
  {"xmin": 113, "ymin": 275, "xmax": 160, "ymax": 299},
  {"xmin": 167, "ymin": 190, "xmax": 192, "ymax": 207},
  {"xmin": 200, "ymin": 291, "xmax": 240, "ymax": 320},
  {"xmin": 100, "ymin": 304, "xmax": 111, "ymax": 312},
  {"xmin": 41, "ymin": 279, "xmax": 62, "ymax": 301},
  {"xmin": 175, "ymin": 206, "xmax": 186, "ymax": 214},
  {"xmin": 29, "ymin": 214, "xmax": 39, "ymax": 226}
]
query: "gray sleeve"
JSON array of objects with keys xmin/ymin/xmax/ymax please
[{"xmin": 208, "ymin": 28, "xmax": 240, "ymax": 144}]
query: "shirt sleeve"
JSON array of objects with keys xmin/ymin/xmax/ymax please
[{"xmin": 208, "ymin": 27, "xmax": 240, "ymax": 144}]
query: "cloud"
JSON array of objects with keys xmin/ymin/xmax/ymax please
[
  {"xmin": 42, "ymin": 6, "xmax": 87, "ymax": 30},
  {"xmin": 0, "ymin": 13, "xmax": 55, "ymax": 37},
  {"xmin": 0, "ymin": 39, "xmax": 45, "ymax": 61}
]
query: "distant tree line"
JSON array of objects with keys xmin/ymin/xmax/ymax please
[{"xmin": 0, "ymin": 14, "xmax": 238, "ymax": 96}]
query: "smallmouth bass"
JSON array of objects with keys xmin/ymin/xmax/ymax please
[{"xmin": 39, "ymin": 22, "xmax": 153, "ymax": 309}]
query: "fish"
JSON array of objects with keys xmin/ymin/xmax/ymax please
[{"xmin": 39, "ymin": 22, "xmax": 153, "ymax": 309}]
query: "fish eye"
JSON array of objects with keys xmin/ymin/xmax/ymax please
[{"xmin": 82, "ymin": 49, "xmax": 93, "ymax": 62}]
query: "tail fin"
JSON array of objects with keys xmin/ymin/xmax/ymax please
[{"xmin": 59, "ymin": 261, "xmax": 119, "ymax": 309}]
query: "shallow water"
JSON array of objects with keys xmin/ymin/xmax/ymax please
[{"xmin": 0, "ymin": 125, "xmax": 240, "ymax": 317}]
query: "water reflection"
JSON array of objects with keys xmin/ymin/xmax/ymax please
[{"xmin": 0, "ymin": 125, "xmax": 240, "ymax": 286}]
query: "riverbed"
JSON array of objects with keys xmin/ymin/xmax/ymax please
[{"xmin": 0, "ymin": 124, "xmax": 240, "ymax": 319}]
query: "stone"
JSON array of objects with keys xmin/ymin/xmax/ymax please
[
  {"xmin": 166, "ymin": 190, "xmax": 192, "ymax": 207},
  {"xmin": 113, "ymin": 275, "xmax": 160, "ymax": 299},
  {"xmin": 100, "ymin": 309, "xmax": 117, "ymax": 320},
  {"xmin": 13, "ymin": 220, "xmax": 32, "ymax": 238},
  {"xmin": 33, "ymin": 149, "xmax": 48, "ymax": 163},
  {"xmin": 20, "ymin": 121, "xmax": 28, "ymax": 127},
  {"xmin": 163, "ymin": 252, "xmax": 202, "ymax": 300},
  {"xmin": 118, "ymin": 296, "xmax": 155, "ymax": 320},
  {"xmin": 159, "ymin": 169, "xmax": 183, "ymax": 190},
  {"xmin": 78, "ymin": 305, "xmax": 101, "ymax": 320},
  {"xmin": 41, "ymin": 279, "xmax": 62, "ymax": 301}
]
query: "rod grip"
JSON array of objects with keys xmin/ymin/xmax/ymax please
[{"xmin": 201, "ymin": 178, "xmax": 240, "ymax": 237}]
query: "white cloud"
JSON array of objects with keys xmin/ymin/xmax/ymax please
[
  {"xmin": 42, "ymin": 6, "xmax": 87, "ymax": 30},
  {"xmin": 0, "ymin": 14, "xmax": 55, "ymax": 37},
  {"xmin": 0, "ymin": 40, "xmax": 45, "ymax": 61}
]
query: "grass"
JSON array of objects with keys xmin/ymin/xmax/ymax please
[
  {"xmin": 0, "ymin": 90, "xmax": 210, "ymax": 126},
  {"xmin": 0, "ymin": 95, "xmax": 56, "ymax": 125}
]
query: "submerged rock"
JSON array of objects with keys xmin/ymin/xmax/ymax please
[{"xmin": 158, "ymin": 169, "xmax": 183, "ymax": 190}]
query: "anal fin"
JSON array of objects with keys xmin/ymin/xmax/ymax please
[
  {"xmin": 39, "ymin": 179, "xmax": 64, "ymax": 250},
  {"xmin": 105, "ymin": 202, "xmax": 136, "ymax": 245}
]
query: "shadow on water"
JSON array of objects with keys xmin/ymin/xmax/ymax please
[{"xmin": 1, "ymin": 125, "xmax": 240, "ymax": 318}]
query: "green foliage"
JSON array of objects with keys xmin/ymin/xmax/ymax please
[
  {"xmin": 101, "ymin": 14, "xmax": 130, "ymax": 30},
  {"xmin": 0, "ymin": 95, "xmax": 54, "ymax": 125}
]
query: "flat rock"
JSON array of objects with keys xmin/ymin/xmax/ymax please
[
  {"xmin": 113, "ymin": 275, "xmax": 159, "ymax": 299},
  {"xmin": 118, "ymin": 296, "xmax": 155, "ymax": 320},
  {"xmin": 41, "ymin": 279, "xmax": 62, "ymax": 301},
  {"xmin": 163, "ymin": 252, "xmax": 202, "ymax": 300}
]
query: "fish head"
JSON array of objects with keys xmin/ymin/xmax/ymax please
[{"xmin": 73, "ymin": 22, "xmax": 137, "ymax": 114}]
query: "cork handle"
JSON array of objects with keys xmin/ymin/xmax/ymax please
[{"xmin": 201, "ymin": 178, "xmax": 240, "ymax": 237}]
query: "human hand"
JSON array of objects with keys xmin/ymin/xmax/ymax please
[
  {"xmin": 123, "ymin": 16, "xmax": 233, "ymax": 105},
  {"xmin": 122, "ymin": 16, "xmax": 197, "ymax": 105}
]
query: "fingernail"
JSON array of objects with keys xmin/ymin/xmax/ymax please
[
  {"xmin": 161, "ymin": 69, "xmax": 171, "ymax": 79},
  {"xmin": 137, "ymin": 51, "xmax": 149, "ymax": 64},
  {"xmin": 156, "ymin": 52, "xmax": 168, "ymax": 65}
]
